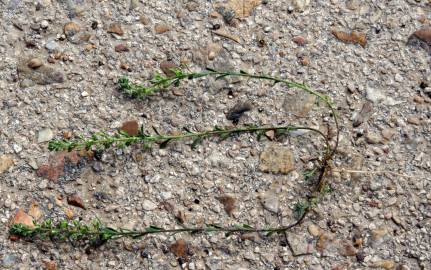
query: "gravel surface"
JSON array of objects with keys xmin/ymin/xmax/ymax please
[{"xmin": 0, "ymin": 0, "xmax": 430, "ymax": 269}]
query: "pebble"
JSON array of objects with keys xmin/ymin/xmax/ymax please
[
  {"xmin": 120, "ymin": 120, "xmax": 139, "ymax": 136},
  {"xmin": 142, "ymin": 199, "xmax": 157, "ymax": 211},
  {"xmin": 13, "ymin": 144, "xmax": 22, "ymax": 153},
  {"xmin": 81, "ymin": 91, "xmax": 89, "ymax": 97},
  {"xmin": 45, "ymin": 40, "xmax": 60, "ymax": 52},
  {"xmin": 115, "ymin": 44, "xmax": 129, "ymax": 52},
  {"xmin": 107, "ymin": 23, "xmax": 124, "ymax": 36},
  {"xmin": 308, "ymin": 224, "xmax": 321, "ymax": 236},
  {"xmin": 10, "ymin": 209, "xmax": 35, "ymax": 229},
  {"xmin": 407, "ymin": 116, "xmax": 421, "ymax": 125},
  {"xmin": 63, "ymin": 21, "xmax": 80, "ymax": 37},
  {"xmin": 365, "ymin": 133, "xmax": 382, "ymax": 144},
  {"xmin": 216, "ymin": 194, "xmax": 236, "ymax": 216},
  {"xmin": 370, "ymin": 260, "xmax": 395, "ymax": 269},
  {"xmin": 346, "ymin": 0, "xmax": 360, "ymax": 10},
  {"xmin": 160, "ymin": 60, "xmax": 178, "ymax": 77},
  {"xmin": 259, "ymin": 191, "xmax": 279, "ymax": 213},
  {"xmin": 381, "ymin": 128, "xmax": 396, "ymax": 140},
  {"xmin": 40, "ymin": 20, "xmax": 49, "ymax": 29},
  {"xmin": 0, "ymin": 155, "xmax": 14, "ymax": 174},
  {"xmin": 154, "ymin": 23, "xmax": 170, "ymax": 34},
  {"xmin": 259, "ymin": 144, "xmax": 295, "ymax": 174},
  {"xmin": 37, "ymin": 128, "xmax": 54, "ymax": 143},
  {"xmin": 2, "ymin": 254, "xmax": 18, "ymax": 269},
  {"xmin": 67, "ymin": 194, "xmax": 86, "ymax": 209},
  {"xmin": 293, "ymin": 36, "xmax": 307, "ymax": 46},
  {"xmin": 27, "ymin": 58, "xmax": 43, "ymax": 69}
]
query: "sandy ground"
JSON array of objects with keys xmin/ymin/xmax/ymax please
[{"xmin": 0, "ymin": 0, "xmax": 430, "ymax": 269}]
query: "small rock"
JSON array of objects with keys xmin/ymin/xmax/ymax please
[
  {"xmin": 10, "ymin": 209, "xmax": 35, "ymax": 229},
  {"xmin": 160, "ymin": 60, "xmax": 178, "ymax": 77},
  {"xmin": 37, "ymin": 128, "xmax": 54, "ymax": 143},
  {"xmin": 352, "ymin": 101, "xmax": 373, "ymax": 127},
  {"xmin": 286, "ymin": 232, "xmax": 314, "ymax": 255},
  {"xmin": 67, "ymin": 194, "xmax": 86, "ymax": 209},
  {"xmin": 13, "ymin": 144, "xmax": 22, "ymax": 153},
  {"xmin": 170, "ymin": 239, "xmax": 188, "ymax": 258},
  {"xmin": 142, "ymin": 199, "xmax": 157, "ymax": 211},
  {"xmin": 115, "ymin": 44, "xmax": 129, "ymax": 52},
  {"xmin": 27, "ymin": 58, "xmax": 43, "ymax": 69},
  {"xmin": 207, "ymin": 42, "xmax": 222, "ymax": 60},
  {"xmin": 371, "ymin": 227, "xmax": 389, "ymax": 246},
  {"xmin": 332, "ymin": 29, "xmax": 367, "ymax": 47},
  {"xmin": 293, "ymin": 36, "xmax": 307, "ymax": 46},
  {"xmin": 81, "ymin": 91, "xmax": 89, "ymax": 97},
  {"xmin": 154, "ymin": 23, "xmax": 170, "ymax": 34},
  {"xmin": 120, "ymin": 120, "xmax": 139, "ymax": 136},
  {"xmin": 240, "ymin": 232, "xmax": 261, "ymax": 242},
  {"xmin": 64, "ymin": 208, "xmax": 74, "ymax": 219},
  {"xmin": 370, "ymin": 260, "xmax": 396, "ymax": 269},
  {"xmin": 40, "ymin": 20, "xmax": 49, "ymax": 29},
  {"xmin": 139, "ymin": 15, "xmax": 150, "ymax": 25},
  {"xmin": 259, "ymin": 191, "xmax": 279, "ymax": 213},
  {"xmin": 107, "ymin": 23, "xmax": 124, "ymax": 36},
  {"xmin": 216, "ymin": 195, "xmax": 236, "ymax": 216},
  {"xmin": 2, "ymin": 254, "xmax": 18, "ymax": 269},
  {"xmin": 308, "ymin": 224, "xmax": 321, "ymax": 236},
  {"xmin": 365, "ymin": 132, "xmax": 381, "ymax": 144},
  {"xmin": 28, "ymin": 202, "xmax": 43, "ymax": 220},
  {"xmin": 63, "ymin": 22, "xmax": 80, "ymax": 37},
  {"xmin": 259, "ymin": 144, "xmax": 295, "ymax": 174},
  {"xmin": 381, "ymin": 128, "xmax": 396, "ymax": 140},
  {"xmin": 0, "ymin": 155, "xmax": 14, "ymax": 174},
  {"xmin": 45, "ymin": 40, "xmax": 59, "ymax": 52},
  {"xmin": 43, "ymin": 260, "xmax": 57, "ymax": 270},
  {"xmin": 407, "ymin": 116, "xmax": 421, "ymax": 125},
  {"xmin": 408, "ymin": 27, "xmax": 431, "ymax": 53},
  {"xmin": 284, "ymin": 92, "xmax": 316, "ymax": 117}
]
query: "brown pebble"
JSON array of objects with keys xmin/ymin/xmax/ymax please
[
  {"xmin": 381, "ymin": 128, "xmax": 396, "ymax": 140},
  {"xmin": 27, "ymin": 58, "xmax": 43, "ymax": 69},
  {"xmin": 293, "ymin": 35, "xmax": 307, "ymax": 45},
  {"xmin": 107, "ymin": 23, "xmax": 124, "ymax": 36},
  {"xmin": 139, "ymin": 15, "xmax": 150, "ymax": 25},
  {"xmin": 216, "ymin": 195, "xmax": 236, "ymax": 216},
  {"xmin": 43, "ymin": 260, "xmax": 57, "ymax": 270},
  {"xmin": 300, "ymin": 56, "xmax": 310, "ymax": 66},
  {"xmin": 120, "ymin": 120, "xmax": 139, "ymax": 136},
  {"xmin": 155, "ymin": 23, "xmax": 170, "ymax": 34},
  {"xmin": 170, "ymin": 239, "xmax": 188, "ymax": 258},
  {"xmin": 63, "ymin": 22, "xmax": 80, "ymax": 37},
  {"xmin": 120, "ymin": 63, "xmax": 132, "ymax": 71},
  {"xmin": 160, "ymin": 60, "xmax": 177, "ymax": 77},
  {"xmin": 67, "ymin": 194, "xmax": 86, "ymax": 209},
  {"xmin": 332, "ymin": 30, "xmax": 367, "ymax": 47},
  {"xmin": 410, "ymin": 27, "xmax": 431, "ymax": 45},
  {"xmin": 115, "ymin": 44, "xmax": 129, "ymax": 52},
  {"xmin": 64, "ymin": 208, "xmax": 74, "ymax": 219},
  {"xmin": 10, "ymin": 209, "xmax": 35, "ymax": 229},
  {"xmin": 407, "ymin": 116, "xmax": 421, "ymax": 125},
  {"xmin": 63, "ymin": 130, "xmax": 73, "ymax": 139}
]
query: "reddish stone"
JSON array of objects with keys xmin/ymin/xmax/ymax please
[
  {"xmin": 115, "ymin": 44, "xmax": 129, "ymax": 52},
  {"xmin": 293, "ymin": 35, "xmax": 307, "ymax": 46},
  {"xmin": 120, "ymin": 120, "xmax": 139, "ymax": 136},
  {"xmin": 67, "ymin": 194, "xmax": 86, "ymax": 209},
  {"xmin": 170, "ymin": 239, "xmax": 188, "ymax": 258}
]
